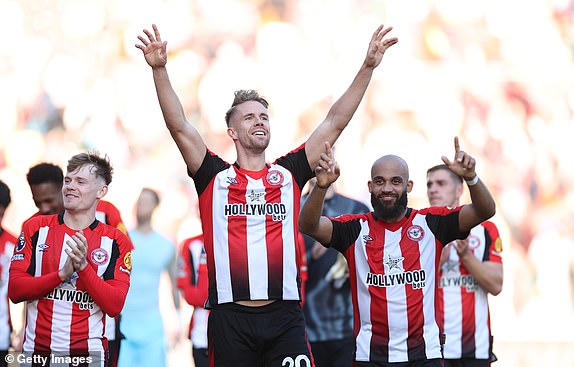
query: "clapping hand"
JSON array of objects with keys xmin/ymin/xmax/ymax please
[{"xmin": 65, "ymin": 231, "xmax": 89, "ymax": 272}]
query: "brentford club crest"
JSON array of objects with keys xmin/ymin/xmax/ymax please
[
  {"xmin": 406, "ymin": 225, "xmax": 424, "ymax": 241},
  {"xmin": 266, "ymin": 170, "xmax": 284, "ymax": 186},
  {"xmin": 90, "ymin": 248, "xmax": 109, "ymax": 266}
]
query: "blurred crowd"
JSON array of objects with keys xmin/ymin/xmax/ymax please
[{"xmin": 2, "ymin": 0, "xmax": 574, "ymax": 345}]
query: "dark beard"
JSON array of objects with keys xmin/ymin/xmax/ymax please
[{"xmin": 371, "ymin": 191, "xmax": 408, "ymax": 221}]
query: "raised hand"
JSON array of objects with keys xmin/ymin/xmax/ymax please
[
  {"xmin": 135, "ymin": 24, "xmax": 168, "ymax": 68},
  {"xmin": 441, "ymin": 137, "xmax": 477, "ymax": 181},
  {"xmin": 315, "ymin": 142, "xmax": 340, "ymax": 189},
  {"xmin": 364, "ymin": 24, "xmax": 398, "ymax": 69}
]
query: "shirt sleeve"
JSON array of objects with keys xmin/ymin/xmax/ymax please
[
  {"xmin": 329, "ymin": 215, "xmax": 363, "ymax": 253},
  {"xmin": 190, "ymin": 149, "xmax": 230, "ymax": 196},
  {"xmin": 9, "ymin": 269, "xmax": 62, "ymax": 303},
  {"xmin": 482, "ymin": 221, "xmax": 503, "ymax": 263},
  {"xmin": 275, "ymin": 144, "xmax": 314, "ymax": 191},
  {"xmin": 177, "ymin": 241, "xmax": 208, "ymax": 308},
  {"xmin": 76, "ymin": 233, "xmax": 132, "ymax": 317},
  {"xmin": 8, "ymin": 229, "xmax": 62, "ymax": 303},
  {"xmin": 76, "ymin": 266, "xmax": 129, "ymax": 317},
  {"xmin": 423, "ymin": 206, "xmax": 470, "ymax": 246}
]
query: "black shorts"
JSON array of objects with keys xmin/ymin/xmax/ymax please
[
  {"xmin": 353, "ymin": 358, "xmax": 442, "ymax": 367},
  {"xmin": 310, "ymin": 338, "xmax": 354, "ymax": 367},
  {"xmin": 192, "ymin": 347, "xmax": 209, "ymax": 367},
  {"xmin": 443, "ymin": 359, "xmax": 491, "ymax": 367},
  {"xmin": 208, "ymin": 301, "xmax": 313, "ymax": 367},
  {"xmin": 0, "ymin": 350, "xmax": 7, "ymax": 367}
]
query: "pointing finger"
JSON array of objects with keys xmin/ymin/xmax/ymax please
[
  {"xmin": 454, "ymin": 136, "xmax": 460, "ymax": 155},
  {"xmin": 324, "ymin": 141, "xmax": 332, "ymax": 157}
]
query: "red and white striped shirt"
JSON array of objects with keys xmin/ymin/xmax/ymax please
[
  {"xmin": 437, "ymin": 221, "xmax": 503, "ymax": 360},
  {"xmin": 22, "ymin": 200, "xmax": 131, "ymax": 345},
  {"xmin": 176, "ymin": 234, "xmax": 208, "ymax": 348},
  {"xmin": 191, "ymin": 145, "xmax": 313, "ymax": 305},
  {"xmin": 9, "ymin": 213, "xmax": 132, "ymax": 356},
  {"xmin": 0, "ymin": 227, "xmax": 17, "ymax": 350},
  {"xmin": 329, "ymin": 207, "xmax": 467, "ymax": 364}
]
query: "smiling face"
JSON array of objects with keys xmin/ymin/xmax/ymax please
[
  {"xmin": 426, "ymin": 168, "xmax": 463, "ymax": 208},
  {"xmin": 368, "ymin": 155, "xmax": 413, "ymax": 222},
  {"xmin": 30, "ymin": 182, "xmax": 64, "ymax": 215},
  {"xmin": 63, "ymin": 164, "xmax": 107, "ymax": 213},
  {"xmin": 227, "ymin": 100, "xmax": 271, "ymax": 154}
]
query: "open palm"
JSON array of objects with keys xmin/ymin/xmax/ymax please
[
  {"xmin": 364, "ymin": 24, "xmax": 398, "ymax": 69},
  {"xmin": 135, "ymin": 24, "xmax": 168, "ymax": 68}
]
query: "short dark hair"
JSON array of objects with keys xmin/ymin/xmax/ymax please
[
  {"xmin": 67, "ymin": 151, "xmax": 113, "ymax": 185},
  {"xmin": 0, "ymin": 180, "xmax": 11, "ymax": 209},
  {"xmin": 224, "ymin": 90, "xmax": 269, "ymax": 127},
  {"xmin": 426, "ymin": 164, "xmax": 463, "ymax": 184},
  {"xmin": 27, "ymin": 163, "xmax": 64, "ymax": 188}
]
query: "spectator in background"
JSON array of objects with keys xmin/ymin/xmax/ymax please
[
  {"xmin": 299, "ymin": 139, "xmax": 496, "ymax": 366},
  {"xmin": 136, "ymin": 22, "xmax": 397, "ymax": 367},
  {"xmin": 301, "ymin": 177, "xmax": 369, "ymax": 367},
  {"xmin": 9, "ymin": 151, "xmax": 133, "ymax": 365},
  {"xmin": 177, "ymin": 233, "xmax": 209, "ymax": 367},
  {"xmin": 119, "ymin": 188, "xmax": 178, "ymax": 367},
  {"xmin": 0, "ymin": 180, "xmax": 17, "ymax": 367},
  {"xmin": 426, "ymin": 164, "xmax": 503, "ymax": 367},
  {"xmin": 24, "ymin": 162, "xmax": 131, "ymax": 367}
]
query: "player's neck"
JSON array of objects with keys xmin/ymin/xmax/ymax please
[
  {"xmin": 63, "ymin": 210, "xmax": 96, "ymax": 231},
  {"xmin": 446, "ymin": 199, "xmax": 460, "ymax": 208},
  {"xmin": 235, "ymin": 150, "xmax": 267, "ymax": 171}
]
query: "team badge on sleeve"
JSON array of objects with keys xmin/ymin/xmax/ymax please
[
  {"xmin": 16, "ymin": 232, "xmax": 26, "ymax": 252},
  {"xmin": 494, "ymin": 238, "xmax": 503, "ymax": 253},
  {"xmin": 117, "ymin": 222, "xmax": 128, "ymax": 235},
  {"xmin": 123, "ymin": 251, "xmax": 132, "ymax": 271},
  {"xmin": 90, "ymin": 248, "xmax": 109, "ymax": 266}
]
